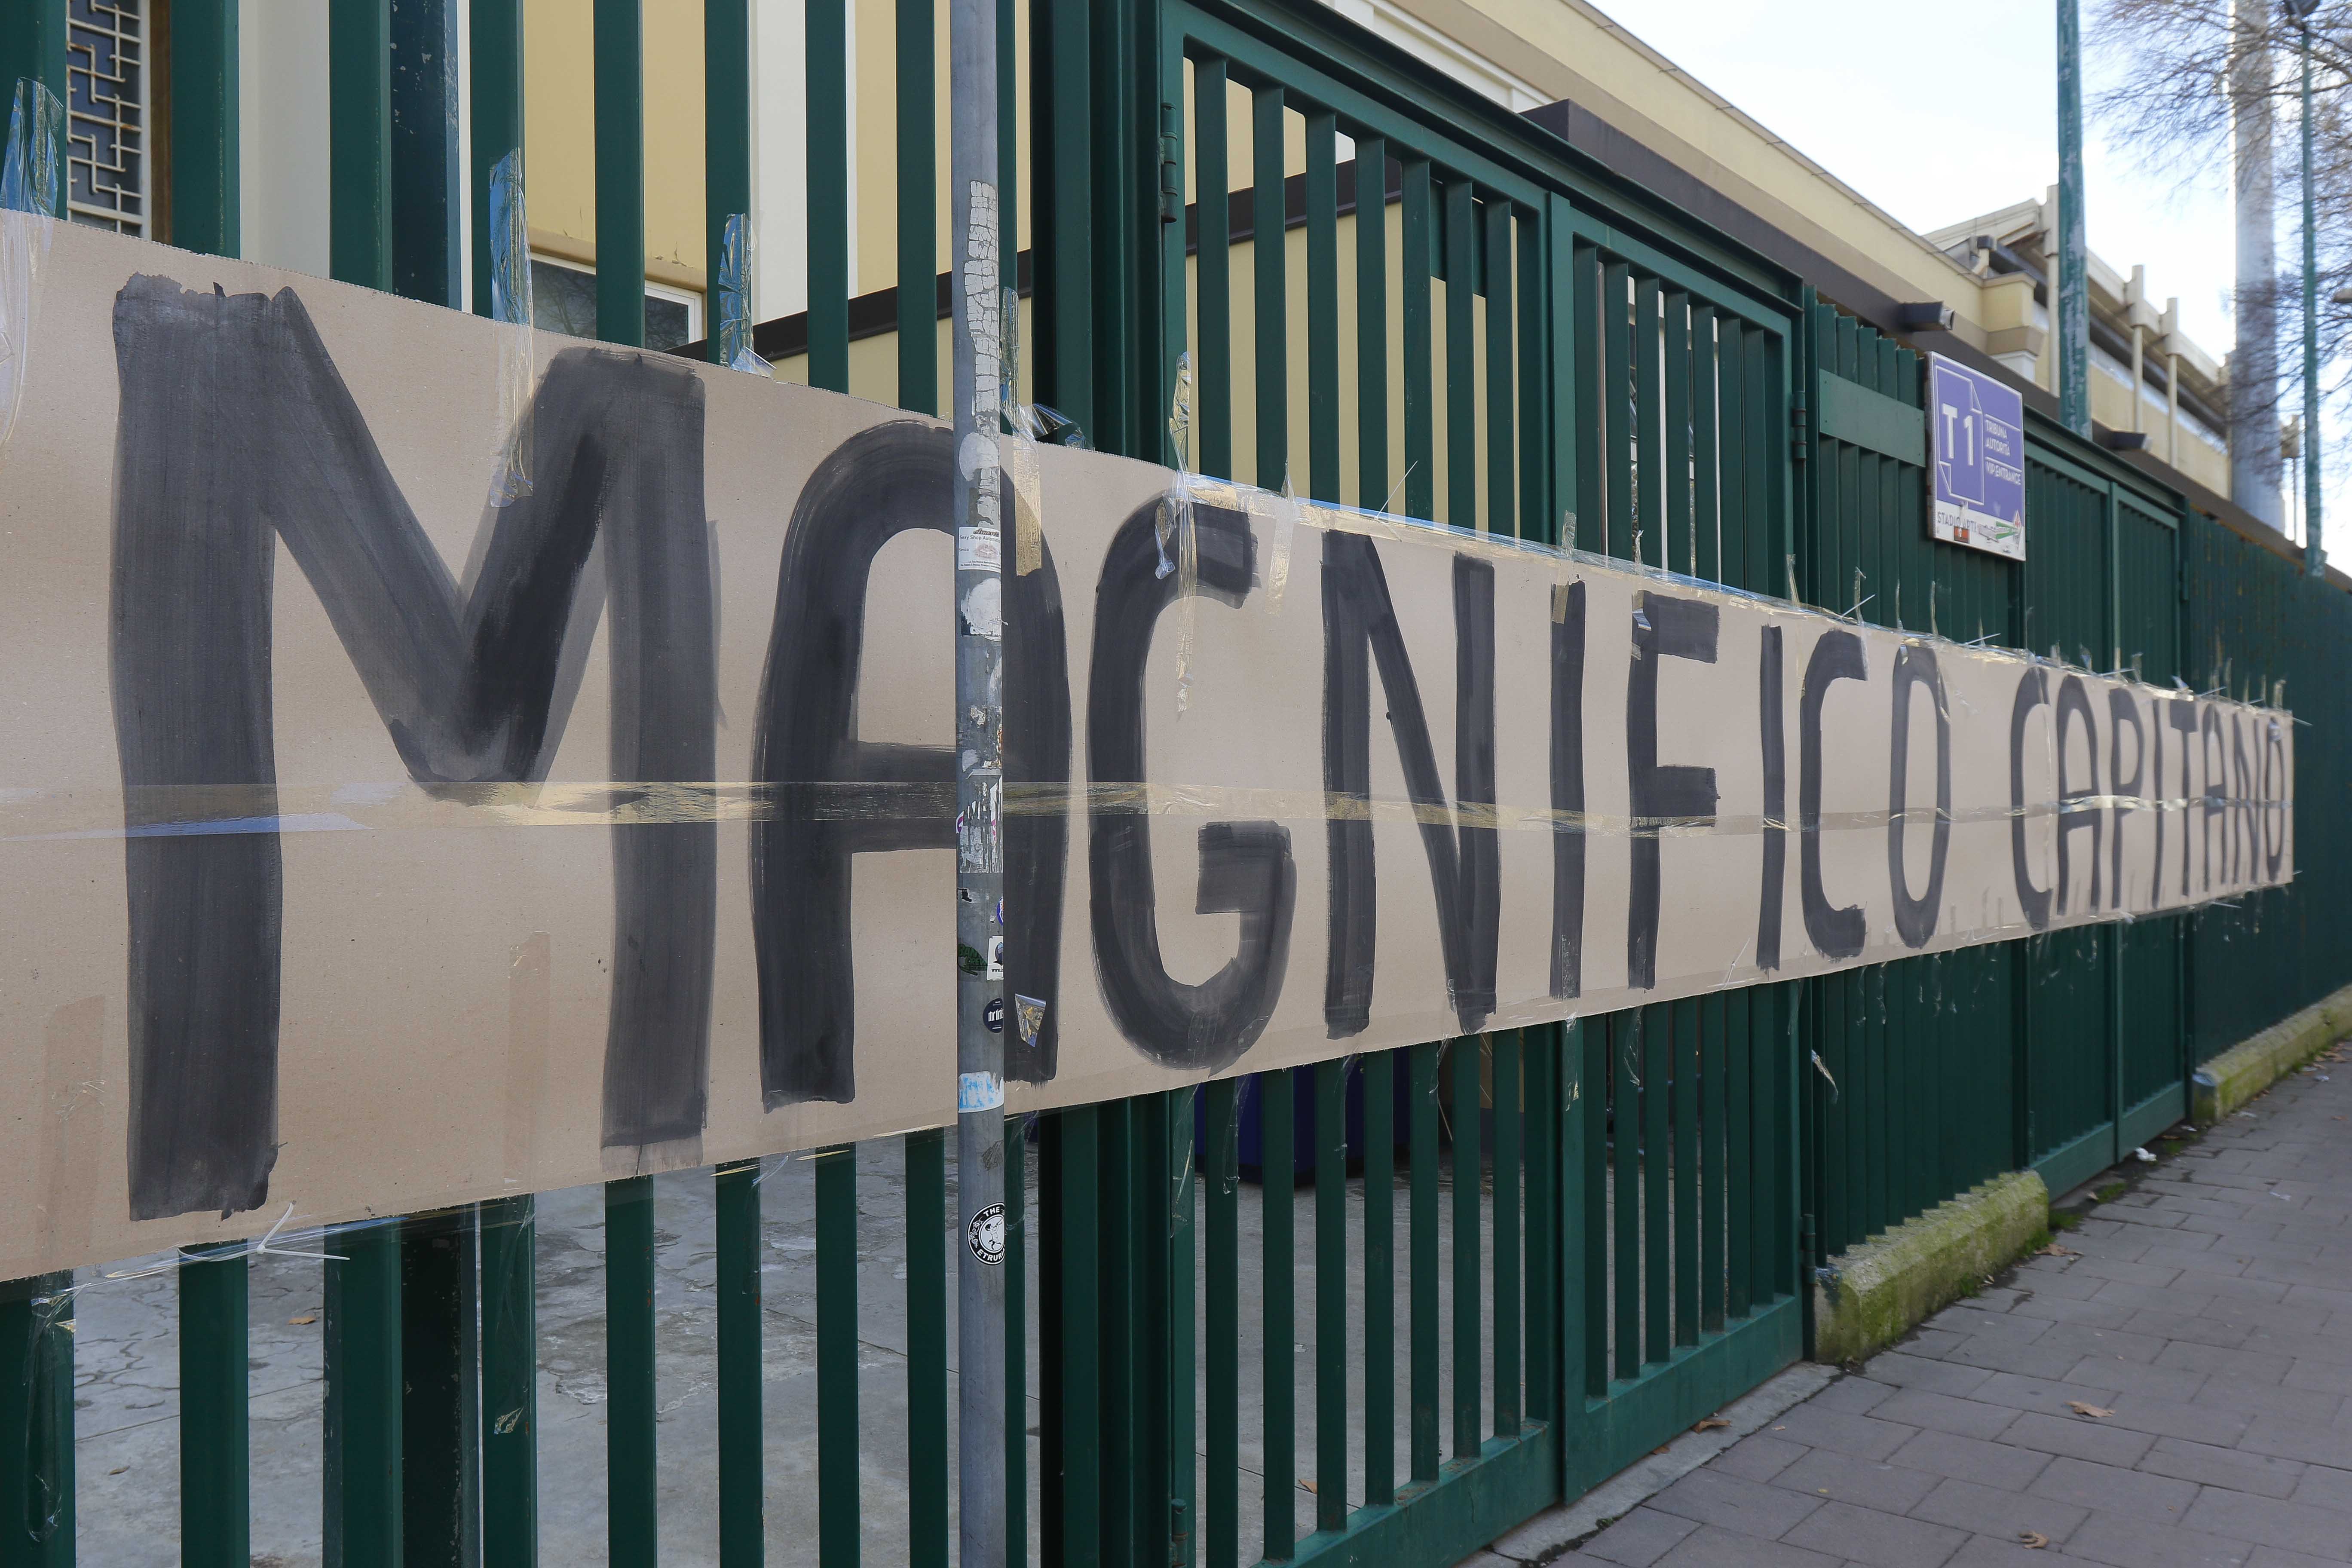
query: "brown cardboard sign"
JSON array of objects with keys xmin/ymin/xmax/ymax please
[{"xmin": 0, "ymin": 223, "xmax": 2292, "ymax": 1274}]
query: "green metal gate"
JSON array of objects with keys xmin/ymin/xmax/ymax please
[{"xmin": 3, "ymin": 0, "xmax": 2351, "ymax": 1563}]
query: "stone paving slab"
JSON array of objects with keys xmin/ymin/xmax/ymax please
[{"xmin": 1553, "ymin": 1050, "xmax": 2352, "ymax": 1568}]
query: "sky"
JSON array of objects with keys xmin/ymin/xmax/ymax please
[
  {"xmin": 1589, "ymin": 0, "xmax": 2239, "ymax": 349},
  {"xmin": 1589, "ymin": 0, "xmax": 2352, "ymax": 535}
]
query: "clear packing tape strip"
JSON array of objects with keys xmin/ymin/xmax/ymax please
[{"xmin": 0, "ymin": 78, "xmax": 62, "ymax": 471}]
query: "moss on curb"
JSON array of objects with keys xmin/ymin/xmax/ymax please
[
  {"xmin": 1812, "ymin": 1170, "xmax": 2049, "ymax": 1366},
  {"xmin": 2190, "ymin": 980, "xmax": 2352, "ymax": 1125}
]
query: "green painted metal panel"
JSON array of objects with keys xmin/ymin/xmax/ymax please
[
  {"xmin": 399, "ymin": 1210, "xmax": 479, "ymax": 1568},
  {"xmin": 905, "ymin": 1134, "xmax": 948, "ymax": 1566},
  {"xmin": 1816, "ymin": 369, "xmax": 1925, "ymax": 467},
  {"xmin": 894, "ymin": 0, "xmax": 935, "ymax": 413}
]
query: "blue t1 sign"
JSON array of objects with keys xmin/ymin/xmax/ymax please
[{"xmin": 1928, "ymin": 352, "xmax": 2027, "ymax": 560}]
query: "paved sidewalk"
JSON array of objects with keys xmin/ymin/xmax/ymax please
[{"xmin": 1556, "ymin": 1049, "xmax": 2352, "ymax": 1568}]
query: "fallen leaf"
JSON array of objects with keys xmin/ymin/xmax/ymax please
[
  {"xmin": 1652, "ymin": 1445, "xmax": 1670, "ymax": 1455},
  {"xmin": 1298, "ymin": 1480, "xmax": 1315, "ymax": 1494},
  {"xmin": 288, "ymin": 1314, "xmax": 316, "ymax": 1326},
  {"xmin": 107, "ymin": 1467, "xmax": 126, "ymax": 1476},
  {"xmin": 2066, "ymin": 1400, "xmax": 2113, "ymax": 1419},
  {"xmin": 2019, "ymin": 1531, "xmax": 2048, "ymax": 1549},
  {"xmin": 2039, "ymin": 1243, "xmax": 2074, "ymax": 1257},
  {"xmin": 1693, "ymin": 1417, "xmax": 1731, "ymax": 1432}
]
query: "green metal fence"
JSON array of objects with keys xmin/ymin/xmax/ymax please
[{"xmin": 3, "ymin": 0, "xmax": 2352, "ymax": 1564}]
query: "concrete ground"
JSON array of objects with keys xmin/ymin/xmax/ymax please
[
  {"xmin": 1527, "ymin": 1048, "xmax": 2352, "ymax": 1568},
  {"xmin": 63, "ymin": 1100, "xmax": 1508, "ymax": 1566}
]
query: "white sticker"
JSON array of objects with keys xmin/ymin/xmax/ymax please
[
  {"xmin": 967, "ymin": 1201, "xmax": 1006, "ymax": 1266},
  {"xmin": 960, "ymin": 577, "xmax": 1002, "ymax": 640},
  {"xmin": 957, "ymin": 1071, "xmax": 1004, "ymax": 1113},
  {"xmin": 958, "ymin": 526, "xmax": 1001, "ymax": 572}
]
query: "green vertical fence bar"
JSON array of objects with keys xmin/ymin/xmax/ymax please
[
  {"xmin": 1633, "ymin": 278, "xmax": 1661, "ymax": 567},
  {"xmin": 1314, "ymin": 1061, "xmax": 1346, "ymax": 1533},
  {"xmin": 715, "ymin": 1162, "xmax": 763, "ymax": 1567},
  {"xmin": 906, "ymin": 1133, "xmax": 948, "ymax": 1566},
  {"xmin": 0, "ymin": 1273, "xmax": 71, "ymax": 1568},
  {"xmin": 1484, "ymin": 200, "xmax": 1515, "ymax": 536},
  {"xmin": 181, "ymin": 1245, "xmax": 248, "ymax": 1568},
  {"xmin": 605, "ymin": 1176, "xmax": 657, "ymax": 1566},
  {"xmin": 1006, "ymin": 1115, "xmax": 1028, "ymax": 1568},
  {"xmin": 817, "ymin": 1145, "xmax": 861, "ymax": 1566},
  {"xmin": 168, "ymin": 0, "xmax": 240, "ymax": 256},
  {"xmin": 1641, "ymin": 1003, "xmax": 1669, "ymax": 1364},
  {"xmin": 1195, "ymin": 55, "xmax": 1232, "ymax": 479},
  {"xmin": 594, "ymin": 0, "xmax": 645, "ymax": 347},
  {"xmin": 324, "ymin": 1225, "xmax": 402, "ymax": 1568},
  {"xmin": 328, "ymin": 0, "xmax": 392, "ymax": 290},
  {"xmin": 1204, "ymin": 1082, "xmax": 1238, "ymax": 1568},
  {"xmin": 1252, "ymin": 85, "xmax": 1286, "ymax": 490},
  {"xmin": 1305, "ymin": 109, "xmax": 1338, "ymax": 502},
  {"xmin": 1663, "ymin": 293, "xmax": 1691, "ymax": 575},
  {"xmin": 1408, "ymin": 1040, "xmax": 1440, "ymax": 1482},
  {"xmin": 389, "ymin": 0, "xmax": 462, "ymax": 307},
  {"xmin": 1581, "ymin": 1021, "xmax": 1607, "ymax": 1401},
  {"xmin": 1700, "ymin": 995, "xmax": 1727, "ymax": 1334},
  {"xmin": 704, "ymin": 1, "xmax": 762, "ymax": 1550},
  {"xmin": 1168, "ymin": 1092, "xmax": 1196, "ymax": 1568},
  {"xmin": 1524, "ymin": 1026, "xmax": 1557, "ymax": 1427},
  {"xmin": 469, "ymin": 0, "xmax": 524, "ymax": 319},
  {"xmin": 1610, "ymin": 1017, "xmax": 1638, "ymax": 1382},
  {"xmin": 1602, "ymin": 263, "xmax": 1632, "ymax": 559},
  {"xmin": 1493, "ymin": 1030, "xmax": 1522, "ymax": 1436},
  {"xmin": 1262, "ymin": 1069, "xmax": 1295, "ymax": 1559},
  {"xmin": 1355, "ymin": 133, "xmax": 1388, "ymax": 508},
  {"xmin": 480, "ymin": 1193, "xmax": 538, "ymax": 1568},
  {"xmin": 1672, "ymin": 1005, "xmax": 1699, "ymax": 1348},
  {"xmin": 896, "ymin": 0, "xmax": 936, "ymax": 413},
  {"xmin": 707, "ymin": 0, "xmax": 752, "ymax": 358},
  {"xmin": 400, "ymin": 1210, "xmax": 479, "ymax": 1568},
  {"xmin": 1443, "ymin": 179, "xmax": 1475, "ymax": 530},
  {"xmin": 1566, "ymin": 235, "xmax": 1599, "ymax": 552},
  {"xmin": 1725, "ymin": 991, "xmax": 1752, "ymax": 1320},
  {"xmin": 0, "ymin": 0, "xmax": 65, "ymax": 132},
  {"xmin": 1693, "ymin": 307, "xmax": 1719, "ymax": 582},
  {"xmin": 1401, "ymin": 159, "xmax": 1434, "ymax": 523},
  {"xmin": 807, "ymin": 0, "xmax": 849, "ymax": 388},
  {"xmin": 1450, "ymin": 1038, "xmax": 1480, "ymax": 1458},
  {"xmin": 595, "ymin": 14, "xmax": 654, "ymax": 1553},
  {"xmin": 1363, "ymin": 1048, "xmax": 1396, "ymax": 1505}
]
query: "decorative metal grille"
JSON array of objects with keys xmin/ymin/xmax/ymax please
[{"xmin": 67, "ymin": 0, "xmax": 146, "ymax": 235}]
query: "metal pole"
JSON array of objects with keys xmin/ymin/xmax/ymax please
[
  {"xmin": 2300, "ymin": 11, "xmax": 2324, "ymax": 572},
  {"xmin": 2057, "ymin": 0, "xmax": 2092, "ymax": 437},
  {"xmin": 950, "ymin": 0, "xmax": 1007, "ymax": 1552}
]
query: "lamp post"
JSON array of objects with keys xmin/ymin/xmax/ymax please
[
  {"xmin": 2287, "ymin": 0, "xmax": 2322, "ymax": 571},
  {"xmin": 2058, "ymin": 0, "xmax": 2092, "ymax": 435}
]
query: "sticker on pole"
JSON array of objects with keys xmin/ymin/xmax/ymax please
[
  {"xmin": 968, "ymin": 1201, "xmax": 1007, "ymax": 1266},
  {"xmin": 1927, "ymin": 352, "xmax": 2027, "ymax": 560},
  {"xmin": 957, "ymin": 1071, "xmax": 1004, "ymax": 1112}
]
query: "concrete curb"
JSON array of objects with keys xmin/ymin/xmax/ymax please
[
  {"xmin": 1468, "ymin": 1363, "xmax": 1839, "ymax": 1565},
  {"xmin": 1810, "ymin": 1169, "xmax": 2048, "ymax": 1366},
  {"xmin": 2191, "ymin": 979, "xmax": 2352, "ymax": 1124}
]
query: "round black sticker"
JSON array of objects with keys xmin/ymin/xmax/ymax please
[
  {"xmin": 983, "ymin": 996, "xmax": 1005, "ymax": 1033},
  {"xmin": 968, "ymin": 1202, "xmax": 1007, "ymax": 1266}
]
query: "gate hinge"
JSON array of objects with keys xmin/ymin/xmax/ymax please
[
  {"xmin": 1159, "ymin": 102, "xmax": 1183, "ymax": 224},
  {"xmin": 1790, "ymin": 391, "xmax": 1810, "ymax": 463}
]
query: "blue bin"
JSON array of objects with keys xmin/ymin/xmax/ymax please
[{"xmin": 1194, "ymin": 1061, "xmax": 1414, "ymax": 1182}]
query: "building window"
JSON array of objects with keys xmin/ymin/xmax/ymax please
[
  {"xmin": 67, "ymin": 0, "xmax": 147, "ymax": 236},
  {"xmin": 530, "ymin": 256, "xmax": 702, "ymax": 353}
]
